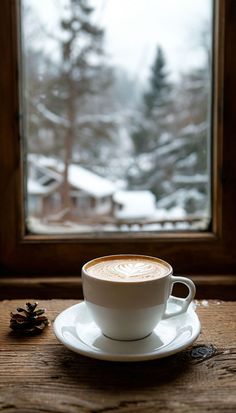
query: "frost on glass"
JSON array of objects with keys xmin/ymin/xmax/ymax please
[{"xmin": 22, "ymin": 0, "xmax": 213, "ymax": 234}]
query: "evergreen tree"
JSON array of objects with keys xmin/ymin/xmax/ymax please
[
  {"xmin": 129, "ymin": 40, "xmax": 210, "ymax": 216},
  {"xmin": 131, "ymin": 45, "xmax": 172, "ymax": 155},
  {"xmin": 129, "ymin": 65, "xmax": 210, "ymax": 214},
  {"xmin": 144, "ymin": 46, "xmax": 171, "ymax": 115}
]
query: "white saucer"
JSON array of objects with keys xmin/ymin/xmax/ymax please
[{"xmin": 53, "ymin": 299, "xmax": 201, "ymax": 362}]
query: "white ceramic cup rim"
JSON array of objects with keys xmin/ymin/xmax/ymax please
[{"xmin": 82, "ymin": 254, "xmax": 173, "ymax": 284}]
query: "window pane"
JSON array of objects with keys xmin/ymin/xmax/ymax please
[{"xmin": 22, "ymin": 0, "xmax": 213, "ymax": 234}]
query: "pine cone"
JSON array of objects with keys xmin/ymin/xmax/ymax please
[{"xmin": 10, "ymin": 302, "xmax": 50, "ymax": 335}]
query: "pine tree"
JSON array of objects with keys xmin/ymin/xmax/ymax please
[
  {"xmin": 144, "ymin": 46, "xmax": 171, "ymax": 115},
  {"xmin": 131, "ymin": 45, "xmax": 172, "ymax": 155},
  {"xmin": 129, "ymin": 64, "xmax": 210, "ymax": 214},
  {"xmin": 129, "ymin": 40, "xmax": 210, "ymax": 216}
]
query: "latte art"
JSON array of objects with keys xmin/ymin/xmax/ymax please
[{"xmin": 86, "ymin": 257, "xmax": 169, "ymax": 281}]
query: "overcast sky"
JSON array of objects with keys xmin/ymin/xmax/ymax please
[{"xmin": 27, "ymin": 0, "xmax": 212, "ymax": 82}]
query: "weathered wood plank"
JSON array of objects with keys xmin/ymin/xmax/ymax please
[
  {"xmin": 0, "ymin": 300, "xmax": 235, "ymax": 413},
  {"xmin": 0, "ymin": 275, "xmax": 235, "ymax": 300},
  {"xmin": 0, "ymin": 300, "xmax": 235, "ymax": 347}
]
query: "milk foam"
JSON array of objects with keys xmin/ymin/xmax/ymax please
[{"xmin": 86, "ymin": 257, "xmax": 169, "ymax": 281}]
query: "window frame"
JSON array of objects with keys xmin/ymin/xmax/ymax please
[{"xmin": 0, "ymin": 0, "xmax": 235, "ymax": 277}]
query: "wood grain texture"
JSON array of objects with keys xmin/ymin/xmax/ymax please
[
  {"xmin": 0, "ymin": 300, "xmax": 235, "ymax": 413},
  {"xmin": 0, "ymin": 275, "xmax": 236, "ymax": 300}
]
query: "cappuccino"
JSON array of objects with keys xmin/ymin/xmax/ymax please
[
  {"xmin": 82, "ymin": 254, "xmax": 196, "ymax": 340},
  {"xmin": 85, "ymin": 255, "xmax": 170, "ymax": 282}
]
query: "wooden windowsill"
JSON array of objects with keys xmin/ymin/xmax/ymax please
[{"xmin": 0, "ymin": 274, "xmax": 235, "ymax": 300}]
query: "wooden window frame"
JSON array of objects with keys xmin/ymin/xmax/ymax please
[{"xmin": 0, "ymin": 0, "xmax": 236, "ymax": 286}]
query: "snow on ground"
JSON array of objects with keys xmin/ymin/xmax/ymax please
[
  {"xmin": 113, "ymin": 190, "xmax": 156, "ymax": 219},
  {"xmin": 152, "ymin": 206, "xmax": 186, "ymax": 220},
  {"xmin": 27, "ymin": 154, "xmax": 209, "ymax": 233}
]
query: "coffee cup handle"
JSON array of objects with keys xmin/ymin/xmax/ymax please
[{"xmin": 162, "ymin": 275, "xmax": 196, "ymax": 319}]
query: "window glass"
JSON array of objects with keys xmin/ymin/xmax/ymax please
[{"xmin": 22, "ymin": 0, "xmax": 213, "ymax": 234}]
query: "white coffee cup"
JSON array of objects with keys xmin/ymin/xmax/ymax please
[{"xmin": 82, "ymin": 254, "xmax": 196, "ymax": 341}]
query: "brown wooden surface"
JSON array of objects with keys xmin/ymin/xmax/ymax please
[
  {"xmin": 0, "ymin": 299, "xmax": 235, "ymax": 413},
  {"xmin": 0, "ymin": 275, "xmax": 236, "ymax": 300}
]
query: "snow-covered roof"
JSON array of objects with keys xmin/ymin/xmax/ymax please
[
  {"xmin": 27, "ymin": 178, "xmax": 54, "ymax": 195},
  {"xmin": 113, "ymin": 190, "xmax": 156, "ymax": 219},
  {"xmin": 28, "ymin": 154, "xmax": 116, "ymax": 198},
  {"xmin": 68, "ymin": 164, "xmax": 116, "ymax": 198},
  {"xmin": 28, "ymin": 155, "xmax": 63, "ymax": 195}
]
